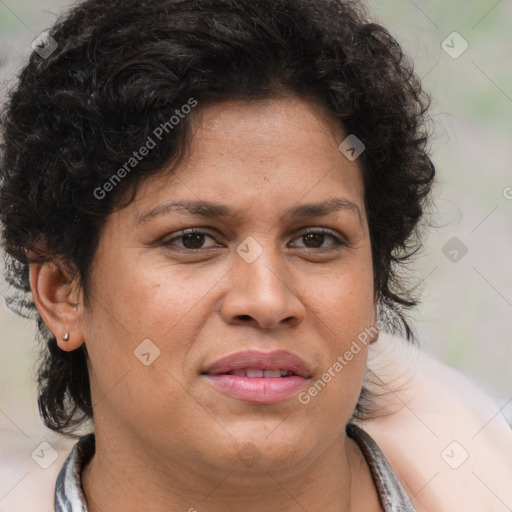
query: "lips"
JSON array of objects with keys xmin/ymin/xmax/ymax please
[
  {"xmin": 201, "ymin": 349, "xmax": 312, "ymax": 404},
  {"xmin": 227, "ymin": 369, "xmax": 295, "ymax": 377},
  {"xmin": 202, "ymin": 349, "xmax": 312, "ymax": 379}
]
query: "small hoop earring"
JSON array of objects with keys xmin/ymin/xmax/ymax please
[{"xmin": 62, "ymin": 333, "xmax": 70, "ymax": 341}]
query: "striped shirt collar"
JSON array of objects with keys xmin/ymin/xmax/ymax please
[
  {"xmin": 54, "ymin": 426, "xmax": 416, "ymax": 511},
  {"xmin": 54, "ymin": 433, "xmax": 94, "ymax": 511}
]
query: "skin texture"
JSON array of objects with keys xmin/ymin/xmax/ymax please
[
  {"xmin": 25, "ymin": 97, "xmax": 512, "ymax": 512},
  {"xmin": 30, "ymin": 96, "xmax": 383, "ymax": 512},
  {"xmin": 2, "ymin": 336, "xmax": 511, "ymax": 512}
]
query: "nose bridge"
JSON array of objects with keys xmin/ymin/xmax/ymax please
[
  {"xmin": 234, "ymin": 235, "xmax": 288, "ymax": 296},
  {"xmin": 221, "ymin": 235, "xmax": 303, "ymax": 329}
]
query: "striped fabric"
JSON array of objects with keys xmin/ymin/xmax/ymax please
[
  {"xmin": 54, "ymin": 426, "xmax": 416, "ymax": 511},
  {"xmin": 54, "ymin": 433, "xmax": 94, "ymax": 512},
  {"xmin": 346, "ymin": 423, "xmax": 417, "ymax": 511}
]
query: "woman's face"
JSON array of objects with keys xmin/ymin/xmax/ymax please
[{"xmin": 80, "ymin": 96, "xmax": 376, "ymax": 474}]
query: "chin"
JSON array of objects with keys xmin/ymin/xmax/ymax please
[{"xmin": 206, "ymin": 423, "xmax": 319, "ymax": 472}]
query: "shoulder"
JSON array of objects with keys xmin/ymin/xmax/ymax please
[{"xmin": 362, "ymin": 333, "xmax": 512, "ymax": 512}]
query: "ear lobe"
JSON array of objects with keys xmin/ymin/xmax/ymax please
[{"xmin": 29, "ymin": 260, "xmax": 85, "ymax": 352}]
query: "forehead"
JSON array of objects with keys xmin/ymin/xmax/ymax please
[
  {"xmin": 184, "ymin": 96, "xmax": 345, "ymax": 166},
  {"xmin": 130, "ymin": 96, "xmax": 365, "ymax": 222}
]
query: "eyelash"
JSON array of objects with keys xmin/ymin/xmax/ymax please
[{"xmin": 162, "ymin": 227, "xmax": 347, "ymax": 252}]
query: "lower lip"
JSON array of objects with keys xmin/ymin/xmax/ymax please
[{"xmin": 204, "ymin": 375, "xmax": 308, "ymax": 403}]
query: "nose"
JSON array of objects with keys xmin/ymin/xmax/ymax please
[{"xmin": 220, "ymin": 245, "xmax": 305, "ymax": 330}]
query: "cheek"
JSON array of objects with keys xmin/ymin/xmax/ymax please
[
  {"xmin": 83, "ymin": 258, "xmax": 227, "ymax": 395},
  {"xmin": 303, "ymin": 256, "xmax": 374, "ymax": 400},
  {"xmin": 90, "ymin": 252, "xmax": 213, "ymax": 338},
  {"xmin": 315, "ymin": 285, "xmax": 373, "ymax": 375},
  {"xmin": 81, "ymin": 266, "xmax": 208, "ymax": 435},
  {"xmin": 126, "ymin": 265, "xmax": 227, "ymax": 342},
  {"xmin": 312, "ymin": 255, "xmax": 375, "ymax": 328}
]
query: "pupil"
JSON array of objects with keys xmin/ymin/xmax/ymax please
[
  {"xmin": 304, "ymin": 233, "xmax": 324, "ymax": 248},
  {"xmin": 183, "ymin": 233, "xmax": 205, "ymax": 249},
  {"xmin": 180, "ymin": 233, "xmax": 325, "ymax": 249}
]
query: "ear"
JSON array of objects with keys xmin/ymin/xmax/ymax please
[{"xmin": 29, "ymin": 259, "xmax": 85, "ymax": 352}]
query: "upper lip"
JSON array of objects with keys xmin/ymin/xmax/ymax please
[{"xmin": 202, "ymin": 349, "xmax": 312, "ymax": 378}]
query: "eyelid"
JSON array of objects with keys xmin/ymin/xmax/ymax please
[
  {"xmin": 289, "ymin": 227, "xmax": 347, "ymax": 247},
  {"xmin": 162, "ymin": 226, "xmax": 348, "ymax": 250},
  {"xmin": 162, "ymin": 227, "xmax": 220, "ymax": 247}
]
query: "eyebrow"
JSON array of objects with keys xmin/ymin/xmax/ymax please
[{"xmin": 135, "ymin": 197, "xmax": 362, "ymax": 225}]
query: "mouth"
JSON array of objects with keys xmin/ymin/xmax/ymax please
[
  {"xmin": 201, "ymin": 350, "xmax": 312, "ymax": 404},
  {"xmin": 202, "ymin": 349, "xmax": 312, "ymax": 379},
  {"xmin": 211, "ymin": 368, "xmax": 300, "ymax": 378}
]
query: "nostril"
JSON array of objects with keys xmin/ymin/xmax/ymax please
[{"xmin": 238, "ymin": 315, "xmax": 252, "ymax": 321}]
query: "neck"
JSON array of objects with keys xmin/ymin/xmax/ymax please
[{"xmin": 81, "ymin": 426, "xmax": 379, "ymax": 512}]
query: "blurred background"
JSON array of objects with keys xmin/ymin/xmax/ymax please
[{"xmin": 0, "ymin": 0, "xmax": 511, "ymax": 508}]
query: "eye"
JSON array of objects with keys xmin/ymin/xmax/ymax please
[
  {"xmin": 162, "ymin": 228, "xmax": 220, "ymax": 250},
  {"xmin": 289, "ymin": 228, "xmax": 346, "ymax": 250},
  {"xmin": 161, "ymin": 227, "xmax": 347, "ymax": 252}
]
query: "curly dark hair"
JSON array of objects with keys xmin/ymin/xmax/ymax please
[{"xmin": 0, "ymin": 0, "xmax": 435, "ymax": 436}]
